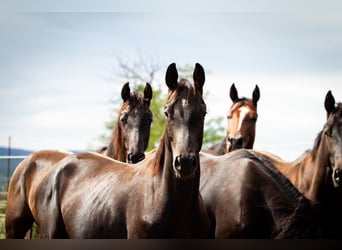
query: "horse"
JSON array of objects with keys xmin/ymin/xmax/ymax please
[
  {"xmin": 199, "ymin": 149, "xmax": 322, "ymax": 238},
  {"xmin": 96, "ymin": 82, "xmax": 153, "ymax": 163},
  {"xmin": 5, "ymin": 83, "xmax": 153, "ymax": 238},
  {"xmin": 209, "ymin": 83, "xmax": 259, "ymax": 154},
  {"xmin": 5, "ymin": 62, "xmax": 211, "ymax": 239},
  {"xmin": 254, "ymin": 90, "xmax": 342, "ymax": 237},
  {"xmin": 4, "ymin": 149, "xmax": 73, "ymax": 238}
]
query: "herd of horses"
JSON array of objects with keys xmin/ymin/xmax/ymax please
[{"xmin": 4, "ymin": 63, "xmax": 342, "ymax": 239}]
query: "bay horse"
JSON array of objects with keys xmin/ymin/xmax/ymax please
[
  {"xmin": 199, "ymin": 149, "xmax": 322, "ymax": 238},
  {"xmin": 254, "ymin": 90, "xmax": 342, "ymax": 237},
  {"xmin": 209, "ymin": 83, "xmax": 259, "ymax": 154},
  {"xmin": 5, "ymin": 63, "xmax": 211, "ymax": 238},
  {"xmin": 4, "ymin": 149, "xmax": 73, "ymax": 238},
  {"xmin": 97, "ymin": 82, "xmax": 153, "ymax": 163}
]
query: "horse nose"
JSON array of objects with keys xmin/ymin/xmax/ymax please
[
  {"xmin": 228, "ymin": 136, "xmax": 244, "ymax": 150},
  {"xmin": 128, "ymin": 152, "xmax": 145, "ymax": 164},
  {"xmin": 174, "ymin": 154, "xmax": 196, "ymax": 176}
]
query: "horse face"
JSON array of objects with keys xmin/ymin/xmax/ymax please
[
  {"xmin": 226, "ymin": 84, "xmax": 259, "ymax": 152},
  {"xmin": 165, "ymin": 63, "xmax": 206, "ymax": 180},
  {"xmin": 324, "ymin": 91, "xmax": 342, "ymax": 189},
  {"xmin": 120, "ymin": 83, "xmax": 153, "ymax": 163}
]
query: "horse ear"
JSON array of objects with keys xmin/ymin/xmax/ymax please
[
  {"xmin": 144, "ymin": 82, "xmax": 153, "ymax": 105},
  {"xmin": 165, "ymin": 63, "xmax": 178, "ymax": 90},
  {"xmin": 324, "ymin": 90, "xmax": 335, "ymax": 116},
  {"xmin": 193, "ymin": 63, "xmax": 205, "ymax": 92},
  {"xmin": 252, "ymin": 85, "xmax": 260, "ymax": 106},
  {"xmin": 121, "ymin": 82, "xmax": 131, "ymax": 102},
  {"xmin": 230, "ymin": 83, "xmax": 239, "ymax": 102}
]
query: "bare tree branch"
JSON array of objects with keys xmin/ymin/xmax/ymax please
[{"xmin": 113, "ymin": 52, "xmax": 162, "ymax": 86}]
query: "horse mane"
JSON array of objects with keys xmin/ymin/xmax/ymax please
[
  {"xmin": 310, "ymin": 131, "xmax": 323, "ymax": 160},
  {"xmin": 244, "ymin": 150, "xmax": 322, "ymax": 238},
  {"xmin": 245, "ymin": 150, "xmax": 304, "ymax": 203},
  {"xmin": 151, "ymin": 134, "xmax": 166, "ymax": 175},
  {"xmin": 274, "ymin": 200, "xmax": 322, "ymax": 238}
]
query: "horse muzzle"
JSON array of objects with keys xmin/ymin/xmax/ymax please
[
  {"xmin": 227, "ymin": 136, "xmax": 244, "ymax": 152},
  {"xmin": 174, "ymin": 154, "xmax": 197, "ymax": 180},
  {"xmin": 128, "ymin": 152, "xmax": 145, "ymax": 164}
]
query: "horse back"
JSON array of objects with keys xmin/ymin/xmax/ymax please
[
  {"xmin": 34, "ymin": 152, "xmax": 141, "ymax": 238},
  {"xmin": 5, "ymin": 150, "xmax": 71, "ymax": 238}
]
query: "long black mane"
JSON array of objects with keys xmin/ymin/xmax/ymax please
[{"xmin": 244, "ymin": 150, "xmax": 322, "ymax": 238}]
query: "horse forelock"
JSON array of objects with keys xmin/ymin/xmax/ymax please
[
  {"xmin": 166, "ymin": 79, "xmax": 204, "ymax": 111},
  {"xmin": 229, "ymin": 99, "xmax": 256, "ymax": 115},
  {"xmin": 119, "ymin": 91, "xmax": 148, "ymax": 113}
]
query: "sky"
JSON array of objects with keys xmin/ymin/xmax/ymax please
[{"xmin": 1, "ymin": 2, "xmax": 342, "ymax": 160}]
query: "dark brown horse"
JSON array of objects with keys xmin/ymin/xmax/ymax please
[
  {"xmin": 199, "ymin": 149, "xmax": 322, "ymax": 238},
  {"xmin": 209, "ymin": 83, "xmax": 259, "ymax": 154},
  {"xmin": 5, "ymin": 63, "xmax": 210, "ymax": 239},
  {"xmin": 254, "ymin": 90, "xmax": 342, "ymax": 237},
  {"xmin": 97, "ymin": 82, "xmax": 153, "ymax": 163}
]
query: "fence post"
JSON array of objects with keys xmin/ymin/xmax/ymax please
[{"xmin": 6, "ymin": 136, "xmax": 11, "ymax": 191}]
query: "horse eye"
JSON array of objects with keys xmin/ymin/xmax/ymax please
[
  {"xmin": 120, "ymin": 115, "xmax": 127, "ymax": 123},
  {"xmin": 325, "ymin": 130, "xmax": 332, "ymax": 137}
]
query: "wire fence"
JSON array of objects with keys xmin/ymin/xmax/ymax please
[
  {"xmin": 0, "ymin": 156, "xmax": 26, "ymax": 237},
  {"xmin": 0, "ymin": 155, "xmax": 26, "ymax": 192}
]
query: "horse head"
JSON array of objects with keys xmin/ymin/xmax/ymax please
[
  {"xmin": 323, "ymin": 90, "xmax": 342, "ymax": 189},
  {"xmin": 118, "ymin": 82, "xmax": 153, "ymax": 163},
  {"xmin": 164, "ymin": 63, "xmax": 206, "ymax": 180},
  {"xmin": 225, "ymin": 83, "xmax": 259, "ymax": 152}
]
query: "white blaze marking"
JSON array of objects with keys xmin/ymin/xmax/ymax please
[{"xmin": 237, "ymin": 106, "xmax": 250, "ymax": 131}]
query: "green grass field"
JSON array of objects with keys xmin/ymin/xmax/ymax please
[{"xmin": 0, "ymin": 192, "xmax": 6, "ymax": 239}]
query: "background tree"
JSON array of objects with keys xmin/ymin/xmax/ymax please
[{"xmin": 99, "ymin": 53, "xmax": 225, "ymax": 151}]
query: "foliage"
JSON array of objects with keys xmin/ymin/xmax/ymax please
[{"xmin": 203, "ymin": 116, "xmax": 225, "ymax": 148}]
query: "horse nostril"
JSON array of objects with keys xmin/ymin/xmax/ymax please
[
  {"xmin": 229, "ymin": 136, "xmax": 244, "ymax": 149},
  {"xmin": 334, "ymin": 169, "xmax": 340, "ymax": 183},
  {"xmin": 175, "ymin": 156, "xmax": 181, "ymax": 171},
  {"xmin": 174, "ymin": 155, "xmax": 196, "ymax": 175},
  {"xmin": 235, "ymin": 137, "xmax": 243, "ymax": 146}
]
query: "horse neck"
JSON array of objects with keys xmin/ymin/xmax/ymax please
[
  {"xmin": 292, "ymin": 135, "xmax": 331, "ymax": 201},
  {"xmin": 107, "ymin": 122, "xmax": 126, "ymax": 162},
  {"xmin": 155, "ymin": 133, "xmax": 200, "ymax": 218}
]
